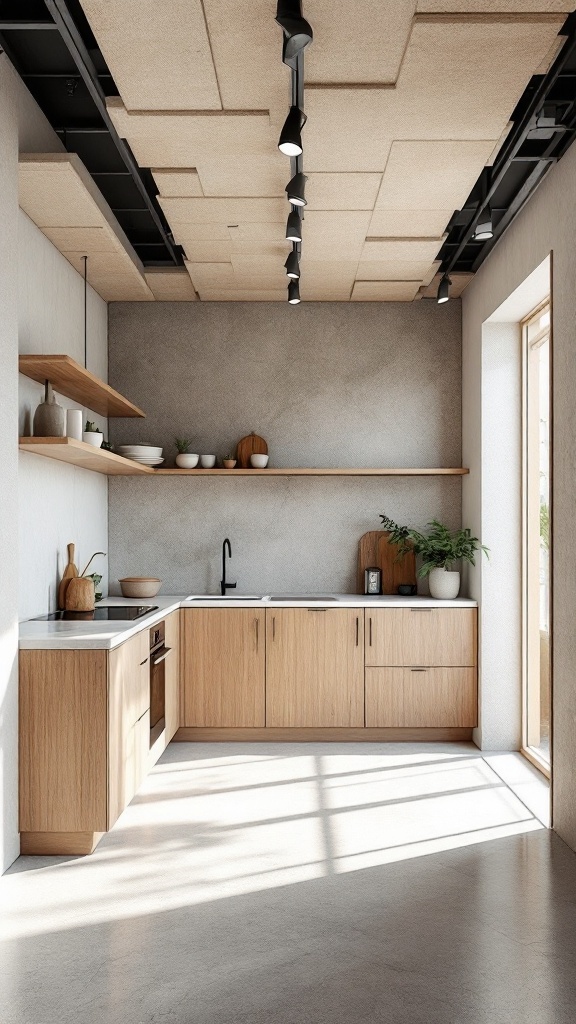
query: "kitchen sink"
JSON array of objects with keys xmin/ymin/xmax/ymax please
[{"xmin": 186, "ymin": 595, "xmax": 265, "ymax": 601}]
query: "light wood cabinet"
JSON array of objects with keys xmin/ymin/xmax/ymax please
[
  {"xmin": 266, "ymin": 608, "xmax": 364, "ymax": 727},
  {"xmin": 365, "ymin": 608, "xmax": 477, "ymax": 667},
  {"xmin": 164, "ymin": 610, "xmax": 180, "ymax": 741},
  {"xmin": 181, "ymin": 609, "xmax": 266, "ymax": 727},
  {"xmin": 365, "ymin": 667, "xmax": 477, "ymax": 727},
  {"xmin": 108, "ymin": 629, "xmax": 150, "ymax": 823}
]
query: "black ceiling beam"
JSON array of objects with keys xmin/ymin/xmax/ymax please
[
  {"xmin": 439, "ymin": 12, "xmax": 576, "ymax": 279},
  {"xmin": 42, "ymin": 0, "xmax": 180, "ymax": 266}
]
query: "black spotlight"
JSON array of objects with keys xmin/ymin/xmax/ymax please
[
  {"xmin": 278, "ymin": 106, "xmax": 306, "ymax": 156},
  {"xmin": 288, "ymin": 279, "xmax": 301, "ymax": 304},
  {"xmin": 472, "ymin": 208, "xmax": 494, "ymax": 242},
  {"xmin": 285, "ymin": 246, "xmax": 300, "ymax": 278},
  {"xmin": 437, "ymin": 275, "xmax": 451, "ymax": 304},
  {"xmin": 286, "ymin": 208, "xmax": 302, "ymax": 242},
  {"xmin": 286, "ymin": 172, "xmax": 307, "ymax": 207},
  {"xmin": 276, "ymin": 0, "xmax": 313, "ymax": 67}
]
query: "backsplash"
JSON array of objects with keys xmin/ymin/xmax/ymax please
[{"xmin": 108, "ymin": 301, "xmax": 462, "ymax": 594}]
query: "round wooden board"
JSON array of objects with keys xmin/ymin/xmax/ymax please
[{"xmin": 236, "ymin": 432, "xmax": 268, "ymax": 468}]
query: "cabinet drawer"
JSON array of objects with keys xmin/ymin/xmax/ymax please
[
  {"xmin": 365, "ymin": 608, "xmax": 476, "ymax": 667},
  {"xmin": 365, "ymin": 667, "xmax": 477, "ymax": 728}
]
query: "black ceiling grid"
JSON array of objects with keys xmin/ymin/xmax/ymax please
[
  {"xmin": 0, "ymin": 0, "xmax": 181, "ymax": 267},
  {"xmin": 438, "ymin": 11, "xmax": 576, "ymax": 279},
  {"xmin": 3, "ymin": 3, "xmax": 576, "ymax": 282}
]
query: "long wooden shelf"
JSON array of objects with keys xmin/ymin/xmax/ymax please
[
  {"xmin": 19, "ymin": 437, "xmax": 153, "ymax": 475},
  {"xmin": 155, "ymin": 467, "xmax": 469, "ymax": 476},
  {"xmin": 19, "ymin": 439, "xmax": 469, "ymax": 477},
  {"xmin": 19, "ymin": 355, "xmax": 145, "ymax": 418}
]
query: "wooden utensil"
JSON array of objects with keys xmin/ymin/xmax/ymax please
[
  {"xmin": 357, "ymin": 530, "xmax": 417, "ymax": 595},
  {"xmin": 236, "ymin": 432, "xmax": 268, "ymax": 469},
  {"xmin": 58, "ymin": 542, "xmax": 78, "ymax": 609}
]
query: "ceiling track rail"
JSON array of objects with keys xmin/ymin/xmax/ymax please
[
  {"xmin": 42, "ymin": 0, "xmax": 180, "ymax": 266},
  {"xmin": 438, "ymin": 12, "xmax": 576, "ymax": 283}
]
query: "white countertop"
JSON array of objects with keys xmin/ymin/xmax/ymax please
[{"xmin": 19, "ymin": 594, "xmax": 477, "ymax": 650}]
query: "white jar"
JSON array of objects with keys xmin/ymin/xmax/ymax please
[
  {"xmin": 66, "ymin": 409, "xmax": 83, "ymax": 440},
  {"xmin": 175, "ymin": 453, "xmax": 199, "ymax": 468}
]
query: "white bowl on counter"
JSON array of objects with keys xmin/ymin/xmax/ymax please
[{"xmin": 119, "ymin": 577, "xmax": 162, "ymax": 598}]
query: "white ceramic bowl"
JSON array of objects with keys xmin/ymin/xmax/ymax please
[
  {"xmin": 119, "ymin": 577, "xmax": 162, "ymax": 598},
  {"xmin": 250, "ymin": 453, "xmax": 269, "ymax": 468},
  {"xmin": 175, "ymin": 453, "xmax": 199, "ymax": 468},
  {"xmin": 117, "ymin": 445, "xmax": 163, "ymax": 457},
  {"xmin": 83, "ymin": 431, "xmax": 103, "ymax": 448},
  {"xmin": 200, "ymin": 454, "xmax": 216, "ymax": 468}
]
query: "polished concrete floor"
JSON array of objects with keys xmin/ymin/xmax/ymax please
[{"xmin": 2, "ymin": 742, "xmax": 574, "ymax": 1024}]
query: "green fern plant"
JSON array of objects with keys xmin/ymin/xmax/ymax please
[{"xmin": 380, "ymin": 515, "xmax": 489, "ymax": 578}]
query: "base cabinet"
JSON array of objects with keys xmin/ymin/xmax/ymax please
[
  {"xmin": 365, "ymin": 667, "xmax": 477, "ymax": 728},
  {"xmin": 181, "ymin": 609, "xmax": 265, "ymax": 727},
  {"xmin": 365, "ymin": 608, "xmax": 477, "ymax": 667},
  {"xmin": 265, "ymin": 608, "xmax": 364, "ymax": 727}
]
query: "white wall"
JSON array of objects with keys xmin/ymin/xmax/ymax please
[
  {"xmin": 462, "ymin": 141, "xmax": 576, "ymax": 848},
  {"xmin": 0, "ymin": 57, "xmax": 21, "ymax": 872},
  {"xmin": 15, "ymin": 84, "xmax": 109, "ymax": 620},
  {"xmin": 0, "ymin": 57, "xmax": 110, "ymax": 868}
]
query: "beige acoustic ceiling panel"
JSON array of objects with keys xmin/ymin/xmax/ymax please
[
  {"xmin": 18, "ymin": 153, "xmax": 153, "ymax": 301},
  {"xmin": 80, "ymin": 0, "xmax": 221, "ymax": 111},
  {"xmin": 80, "ymin": 2, "xmax": 568, "ymax": 300},
  {"xmin": 144, "ymin": 269, "xmax": 198, "ymax": 301}
]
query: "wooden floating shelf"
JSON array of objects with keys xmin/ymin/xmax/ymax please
[
  {"xmin": 19, "ymin": 437, "xmax": 153, "ymax": 475},
  {"xmin": 19, "ymin": 439, "xmax": 470, "ymax": 477},
  {"xmin": 19, "ymin": 355, "xmax": 145, "ymax": 418},
  {"xmin": 155, "ymin": 467, "xmax": 470, "ymax": 476}
]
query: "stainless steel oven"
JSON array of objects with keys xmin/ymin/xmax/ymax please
[{"xmin": 149, "ymin": 621, "xmax": 171, "ymax": 747}]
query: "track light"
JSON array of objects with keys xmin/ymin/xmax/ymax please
[
  {"xmin": 285, "ymin": 171, "xmax": 307, "ymax": 207},
  {"xmin": 286, "ymin": 208, "xmax": 302, "ymax": 242},
  {"xmin": 288, "ymin": 279, "xmax": 301, "ymax": 304},
  {"xmin": 472, "ymin": 208, "xmax": 494, "ymax": 242},
  {"xmin": 437, "ymin": 275, "xmax": 451, "ymax": 304},
  {"xmin": 278, "ymin": 106, "xmax": 306, "ymax": 156},
  {"xmin": 276, "ymin": 0, "xmax": 313, "ymax": 67},
  {"xmin": 284, "ymin": 246, "xmax": 300, "ymax": 278}
]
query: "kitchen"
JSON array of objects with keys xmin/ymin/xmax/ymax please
[{"xmin": 2, "ymin": 3, "xmax": 576, "ymax": 1023}]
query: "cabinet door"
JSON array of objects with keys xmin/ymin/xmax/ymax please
[
  {"xmin": 266, "ymin": 608, "xmax": 364, "ymax": 727},
  {"xmin": 108, "ymin": 630, "xmax": 150, "ymax": 826},
  {"xmin": 365, "ymin": 667, "xmax": 477, "ymax": 727},
  {"xmin": 365, "ymin": 608, "xmax": 477, "ymax": 667},
  {"xmin": 181, "ymin": 609, "xmax": 265, "ymax": 727},
  {"xmin": 164, "ymin": 610, "xmax": 180, "ymax": 741}
]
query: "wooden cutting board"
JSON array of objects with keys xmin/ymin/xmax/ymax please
[
  {"xmin": 357, "ymin": 531, "xmax": 417, "ymax": 595},
  {"xmin": 236, "ymin": 432, "xmax": 268, "ymax": 468},
  {"xmin": 58, "ymin": 542, "xmax": 78, "ymax": 609}
]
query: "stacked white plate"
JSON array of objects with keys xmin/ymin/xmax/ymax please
[{"xmin": 117, "ymin": 444, "xmax": 164, "ymax": 467}]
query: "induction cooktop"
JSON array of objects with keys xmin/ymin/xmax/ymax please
[{"xmin": 33, "ymin": 605, "xmax": 158, "ymax": 622}]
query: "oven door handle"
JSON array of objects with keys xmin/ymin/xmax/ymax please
[{"xmin": 151, "ymin": 646, "xmax": 172, "ymax": 666}]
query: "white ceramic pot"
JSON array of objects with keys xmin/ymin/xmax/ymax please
[
  {"xmin": 250, "ymin": 453, "xmax": 269, "ymax": 468},
  {"xmin": 428, "ymin": 567, "xmax": 461, "ymax": 600},
  {"xmin": 200, "ymin": 454, "xmax": 216, "ymax": 468},
  {"xmin": 83, "ymin": 431, "xmax": 103, "ymax": 448},
  {"xmin": 175, "ymin": 453, "xmax": 199, "ymax": 468}
]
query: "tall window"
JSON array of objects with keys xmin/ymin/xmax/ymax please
[{"xmin": 523, "ymin": 301, "xmax": 551, "ymax": 775}]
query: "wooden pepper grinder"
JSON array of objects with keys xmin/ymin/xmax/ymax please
[
  {"xmin": 58, "ymin": 543, "xmax": 78, "ymax": 610},
  {"xmin": 64, "ymin": 551, "xmax": 106, "ymax": 612}
]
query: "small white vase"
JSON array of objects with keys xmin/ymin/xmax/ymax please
[
  {"xmin": 82, "ymin": 431, "xmax": 103, "ymax": 448},
  {"xmin": 428, "ymin": 567, "xmax": 460, "ymax": 600},
  {"xmin": 175, "ymin": 453, "xmax": 199, "ymax": 468}
]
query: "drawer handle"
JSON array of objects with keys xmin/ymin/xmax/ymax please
[
  {"xmin": 410, "ymin": 667, "xmax": 429, "ymax": 672},
  {"xmin": 307, "ymin": 608, "xmax": 327, "ymax": 611},
  {"xmin": 356, "ymin": 616, "xmax": 359, "ymax": 646},
  {"xmin": 410, "ymin": 609, "xmax": 432, "ymax": 613},
  {"xmin": 369, "ymin": 617, "xmax": 372, "ymax": 646},
  {"xmin": 139, "ymin": 658, "xmax": 149, "ymax": 666}
]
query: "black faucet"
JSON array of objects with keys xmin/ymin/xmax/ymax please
[{"xmin": 220, "ymin": 538, "xmax": 237, "ymax": 596}]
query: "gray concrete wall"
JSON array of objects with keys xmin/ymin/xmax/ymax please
[{"xmin": 108, "ymin": 301, "xmax": 463, "ymax": 595}]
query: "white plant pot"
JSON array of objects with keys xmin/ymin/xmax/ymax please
[
  {"xmin": 82, "ymin": 431, "xmax": 103, "ymax": 448},
  {"xmin": 175, "ymin": 453, "xmax": 199, "ymax": 468},
  {"xmin": 428, "ymin": 567, "xmax": 461, "ymax": 600}
]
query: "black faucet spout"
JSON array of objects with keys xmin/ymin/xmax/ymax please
[{"xmin": 220, "ymin": 537, "xmax": 237, "ymax": 596}]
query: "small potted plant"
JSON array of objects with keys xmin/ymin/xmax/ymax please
[
  {"xmin": 222, "ymin": 455, "xmax": 237, "ymax": 469},
  {"xmin": 380, "ymin": 515, "xmax": 488, "ymax": 599},
  {"xmin": 83, "ymin": 420, "xmax": 103, "ymax": 448},
  {"xmin": 174, "ymin": 438, "xmax": 199, "ymax": 469}
]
